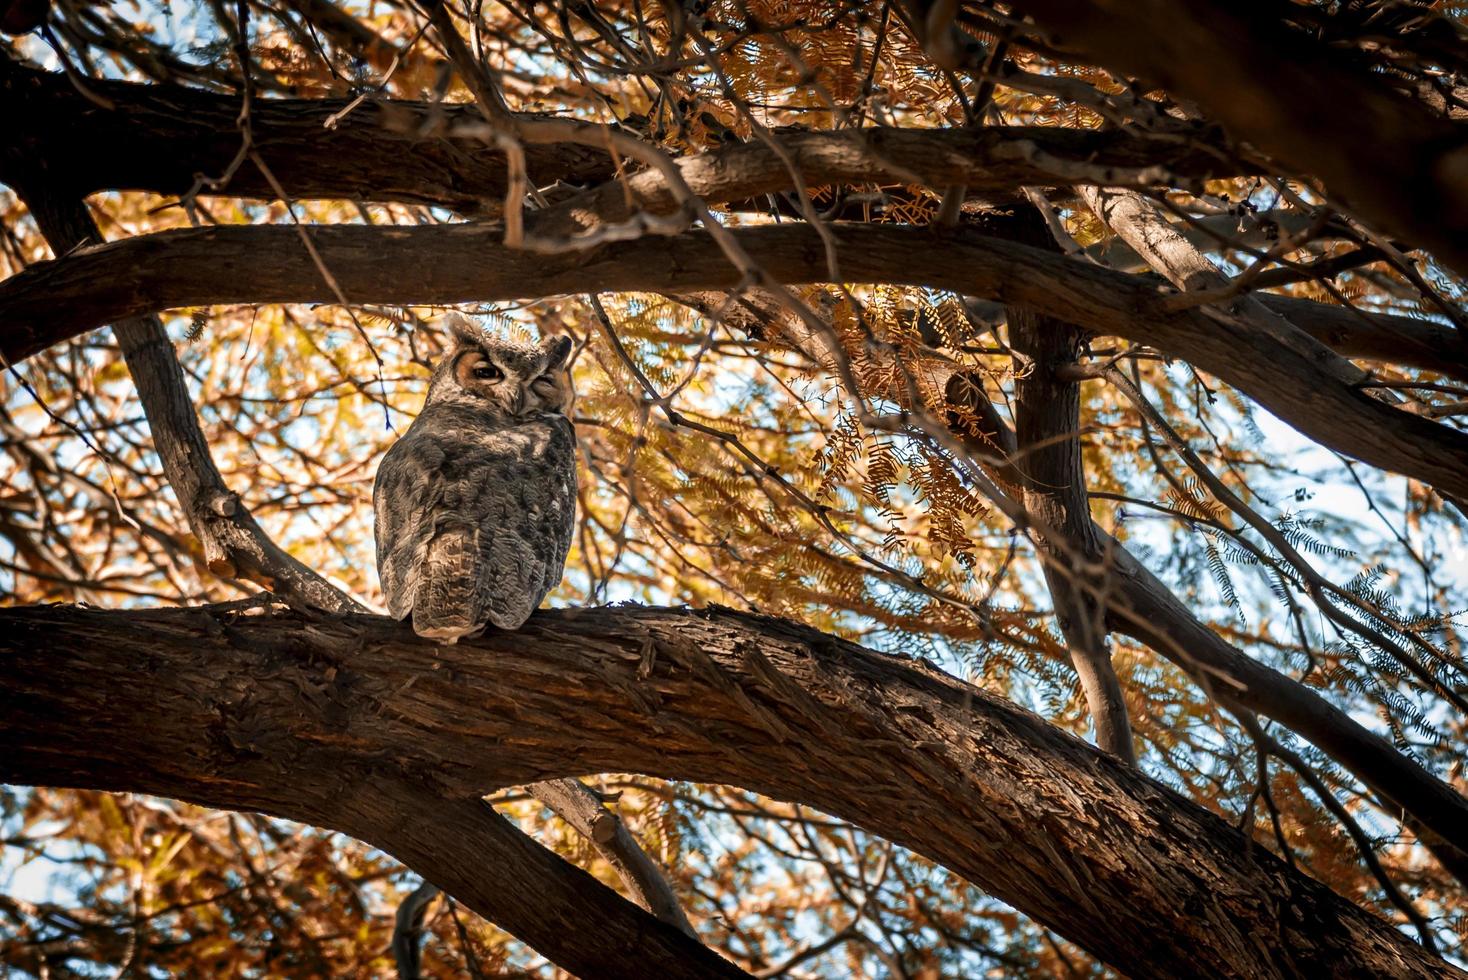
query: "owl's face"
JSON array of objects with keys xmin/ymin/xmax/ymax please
[{"xmin": 426, "ymin": 314, "xmax": 575, "ymax": 419}]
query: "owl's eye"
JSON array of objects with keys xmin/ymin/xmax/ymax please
[{"xmin": 471, "ymin": 363, "xmax": 504, "ymax": 382}]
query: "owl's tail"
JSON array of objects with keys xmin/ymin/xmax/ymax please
[{"xmin": 410, "ymin": 526, "xmax": 485, "ymax": 644}]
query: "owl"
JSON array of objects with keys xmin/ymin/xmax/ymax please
[{"xmin": 373, "ymin": 314, "xmax": 577, "ymax": 642}]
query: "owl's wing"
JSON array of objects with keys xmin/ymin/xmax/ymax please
[{"xmin": 468, "ymin": 415, "xmax": 579, "ymax": 630}]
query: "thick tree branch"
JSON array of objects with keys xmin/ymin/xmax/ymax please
[
  {"xmin": 757, "ymin": 282, "xmax": 1468, "ymax": 878},
  {"xmin": 931, "ymin": 376, "xmax": 1468, "ymax": 873},
  {"xmin": 1013, "ymin": 0, "xmax": 1468, "ymax": 278},
  {"xmin": 2, "ymin": 57, "xmax": 1456, "ymax": 378},
  {"xmin": 0, "ymin": 602, "xmax": 1455, "ymax": 978},
  {"xmin": 5, "ymin": 223, "xmax": 1466, "ymax": 501},
  {"xmin": 0, "ymin": 53, "xmax": 613, "ymax": 214},
  {"xmin": 10, "ymin": 186, "xmax": 698, "ymax": 942},
  {"xmin": 1251, "ymin": 294, "xmax": 1463, "ymax": 381},
  {"xmin": 726, "ymin": 284, "xmax": 1468, "ymax": 871}
]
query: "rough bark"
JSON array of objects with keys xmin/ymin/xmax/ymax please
[
  {"xmin": 331, "ymin": 778, "xmax": 741, "ymax": 979},
  {"xmin": 0, "ymin": 53, "xmax": 613, "ymax": 213},
  {"xmin": 0, "ymin": 602, "xmax": 1455, "ymax": 979},
  {"xmin": 1013, "ymin": 0, "xmax": 1468, "ymax": 278},
  {"xmin": 10, "ymin": 185, "xmax": 700, "ymax": 941},
  {"xmin": 5, "ymin": 222, "xmax": 1466, "ymax": 502},
  {"xmin": 1010, "ymin": 317, "xmax": 1135, "ymax": 763}
]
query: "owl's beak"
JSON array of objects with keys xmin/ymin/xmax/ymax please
[{"xmin": 512, "ymin": 388, "xmax": 527, "ymax": 415}]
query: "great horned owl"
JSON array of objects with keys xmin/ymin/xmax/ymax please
[{"xmin": 373, "ymin": 314, "xmax": 577, "ymax": 642}]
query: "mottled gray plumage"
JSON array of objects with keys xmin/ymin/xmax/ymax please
[{"xmin": 373, "ymin": 314, "xmax": 577, "ymax": 641}]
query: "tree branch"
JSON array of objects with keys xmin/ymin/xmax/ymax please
[
  {"xmin": 1253, "ymin": 294, "xmax": 1463, "ymax": 381},
  {"xmin": 5, "ymin": 222, "xmax": 1466, "ymax": 501},
  {"xmin": 1077, "ymin": 185, "xmax": 1382, "ymax": 391},
  {"xmin": 0, "ymin": 602, "xmax": 1455, "ymax": 978},
  {"xmin": 0, "ymin": 55, "xmax": 1246, "ymax": 211},
  {"xmin": 697, "ymin": 284, "xmax": 1468, "ymax": 869},
  {"xmin": 931, "ymin": 377, "xmax": 1468, "ymax": 874},
  {"xmin": 12, "ymin": 190, "xmax": 361, "ymax": 613},
  {"xmin": 514, "ymin": 127, "xmax": 1240, "ymax": 246},
  {"xmin": 729, "ymin": 285, "xmax": 1468, "ymax": 872},
  {"xmin": 525, "ymin": 777, "xmax": 695, "ymax": 936},
  {"xmin": 0, "ymin": 52, "xmax": 614, "ymax": 214},
  {"xmin": 10, "ymin": 185, "xmax": 699, "ymax": 945},
  {"xmin": 1013, "ymin": 0, "xmax": 1468, "ymax": 278},
  {"xmin": 332, "ymin": 777, "xmax": 743, "ymax": 979},
  {"xmin": 1007, "ymin": 206, "xmax": 1135, "ymax": 763},
  {"xmin": 278, "ymin": 0, "xmax": 403, "ymax": 75}
]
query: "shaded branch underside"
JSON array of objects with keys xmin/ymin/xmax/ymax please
[{"xmin": 1013, "ymin": 0, "xmax": 1468, "ymax": 279}]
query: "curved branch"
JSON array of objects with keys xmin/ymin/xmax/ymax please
[
  {"xmin": 13, "ymin": 189, "xmax": 361, "ymax": 613},
  {"xmin": 8, "ymin": 187, "xmax": 699, "ymax": 943},
  {"xmin": 4, "ymin": 223, "xmax": 1466, "ymax": 500},
  {"xmin": 0, "ymin": 53, "xmax": 614, "ymax": 214},
  {"xmin": 744, "ymin": 285, "xmax": 1468, "ymax": 885},
  {"xmin": 0, "ymin": 602, "xmax": 1454, "ymax": 978},
  {"xmin": 1014, "ymin": 312, "xmax": 1136, "ymax": 763},
  {"xmin": 334, "ymin": 777, "xmax": 745, "ymax": 979}
]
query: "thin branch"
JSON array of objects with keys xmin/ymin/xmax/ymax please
[{"xmin": 525, "ymin": 777, "xmax": 695, "ymax": 936}]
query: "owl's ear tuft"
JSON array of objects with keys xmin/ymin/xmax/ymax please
[
  {"xmin": 442, "ymin": 313, "xmax": 484, "ymax": 349},
  {"xmin": 542, "ymin": 335, "xmax": 573, "ymax": 370}
]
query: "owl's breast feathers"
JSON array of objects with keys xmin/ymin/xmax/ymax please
[{"xmin": 373, "ymin": 404, "xmax": 577, "ymax": 638}]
